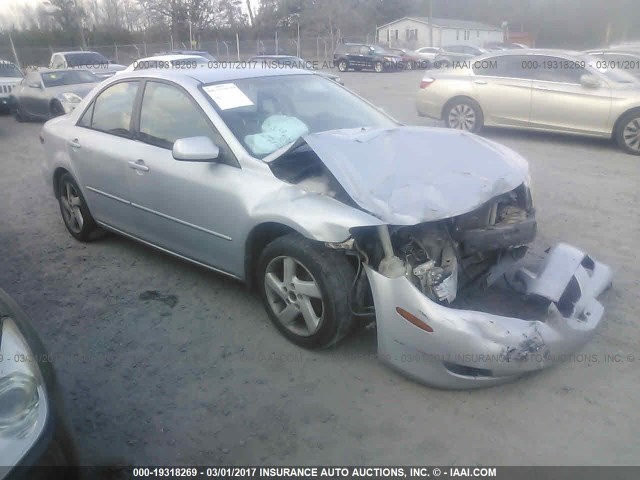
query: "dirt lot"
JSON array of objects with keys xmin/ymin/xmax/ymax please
[{"xmin": 0, "ymin": 69, "xmax": 639, "ymax": 466}]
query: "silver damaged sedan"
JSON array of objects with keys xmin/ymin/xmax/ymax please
[{"xmin": 41, "ymin": 68, "xmax": 613, "ymax": 388}]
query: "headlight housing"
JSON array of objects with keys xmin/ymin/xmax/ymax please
[
  {"xmin": 61, "ymin": 93, "xmax": 82, "ymax": 103},
  {"xmin": 0, "ymin": 316, "xmax": 49, "ymax": 470}
]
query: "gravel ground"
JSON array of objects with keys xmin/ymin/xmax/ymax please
[{"xmin": 0, "ymin": 69, "xmax": 639, "ymax": 466}]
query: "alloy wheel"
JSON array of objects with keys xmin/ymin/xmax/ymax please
[
  {"xmin": 374, "ymin": 62, "xmax": 383, "ymax": 73},
  {"xmin": 622, "ymin": 118, "xmax": 640, "ymax": 152},
  {"xmin": 448, "ymin": 104, "xmax": 476, "ymax": 131},
  {"xmin": 60, "ymin": 181, "xmax": 84, "ymax": 233},
  {"xmin": 263, "ymin": 256, "xmax": 324, "ymax": 337}
]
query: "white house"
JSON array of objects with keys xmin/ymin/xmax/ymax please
[{"xmin": 377, "ymin": 17, "xmax": 504, "ymax": 49}]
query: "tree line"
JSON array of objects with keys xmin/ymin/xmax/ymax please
[{"xmin": 0, "ymin": 0, "xmax": 637, "ymax": 49}]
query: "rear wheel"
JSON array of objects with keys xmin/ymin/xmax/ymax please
[
  {"xmin": 615, "ymin": 111, "xmax": 640, "ymax": 155},
  {"xmin": 374, "ymin": 61, "xmax": 384, "ymax": 73},
  {"xmin": 337, "ymin": 60, "xmax": 349, "ymax": 72},
  {"xmin": 443, "ymin": 98, "xmax": 484, "ymax": 133},
  {"xmin": 257, "ymin": 233, "xmax": 355, "ymax": 349},
  {"xmin": 57, "ymin": 173, "xmax": 99, "ymax": 242},
  {"xmin": 406, "ymin": 61, "xmax": 414, "ymax": 70},
  {"xmin": 13, "ymin": 101, "xmax": 26, "ymax": 122}
]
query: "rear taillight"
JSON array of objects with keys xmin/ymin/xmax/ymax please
[{"xmin": 419, "ymin": 77, "xmax": 435, "ymax": 89}]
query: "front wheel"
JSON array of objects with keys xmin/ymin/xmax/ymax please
[
  {"xmin": 257, "ymin": 233, "xmax": 355, "ymax": 349},
  {"xmin": 406, "ymin": 61, "xmax": 413, "ymax": 70},
  {"xmin": 374, "ymin": 61, "xmax": 384, "ymax": 73},
  {"xmin": 337, "ymin": 60, "xmax": 348, "ymax": 72},
  {"xmin": 443, "ymin": 98, "xmax": 484, "ymax": 133},
  {"xmin": 57, "ymin": 173, "xmax": 100, "ymax": 242},
  {"xmin": 615, "ymin": 111, "xmax": 640, "ymax": 155}
]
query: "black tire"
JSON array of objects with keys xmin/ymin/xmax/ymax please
[
  {"xmin": 50, "ymin": 100, "xmax": 65, "ymax": 118},
  {"xmin": 406, "ymin": 61, "xmax": 413, "ymax": 70},
  {"xmin": 337, "ymin": 60, "xmax": 349, "ymax": 72},
  {"xmin": 57, "ymin": 173, "xmax": 99, "ymax": 242},
  {"xmin": 374, "ymin": 61, "xmax": 384, "ymax": 73},
  {"xmin": 443, "ymin": 98, "xmax": 484, "ymax": 133},
  {"xmin": 614, "ymin": 110, "xmax": 640, "ymax": 155},
  {"xmin": 257, "ymin": 233, "xmax": 356, "ymax": 349},
  {"xmin": 13, "ymin": 101, "xmax": 26, "ymax": 122}
]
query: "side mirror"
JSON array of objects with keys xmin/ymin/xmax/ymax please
[
  {"xmin": 172, "ymin": 136, "xmax": 220, "ymax": 162},
  {"xmin": 580, "ymin": 74, "xmax": 600, "ymax": 89}
]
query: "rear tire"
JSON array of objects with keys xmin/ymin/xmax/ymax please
[
  {"xmin": 443, "ymin": 98, "xmax": 484, "ymax": 133},
  {"xmin": 406, "ymin": 61, "xmax": 413, "ymax": 70},
  {"xmin": 57, "ymin": 173, "xmax": 100, "ymax": 242},
  {"xmin": 615, "ymin": 110, "xmax": 640, "ymax": 155},
  {"xmin": 257, "ymin": 233, "xmax": 356, "ymax": 349},
  {"xmin": 50, "ymin": 100, "xmax": 65, "ymax": 118},
  {"xmin": 13, "ymin": 102, "xmax": 25, "ymax": 122},
  {"xmin": 374, "ymin": 61, "xmax": 384, "ymax": 73}
]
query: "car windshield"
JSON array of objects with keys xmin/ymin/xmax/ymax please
[
  {"xmin": 203, "ymin": 74, "xmax": 396, "ymax": 158},
  {"xmin": 371, "ymin": 46, "xmax": 387, "ymax": 54},
  {"xmin": 0, "ymin": 63, "xmax": 23, "ymax": 78},
  {"xmin": 65, "ymin": 52, "xmax": 109, "ymax": 67},
  {"xmin": 41, "ymin": 70, "xmax": 99, "ymax": 87},
  {"xmin": 582, "ymin": 55, "xmax": 638, "ymax": 82}
]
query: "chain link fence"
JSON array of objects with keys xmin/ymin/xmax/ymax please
[{"xmin": 1, "ymin": 34, "xmax": 374, "ymax": 71}]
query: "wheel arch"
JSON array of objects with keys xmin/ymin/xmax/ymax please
[
  {"xmin": 244, "ymin": 222, "xmax": 297, "ymax": 290},
  {"xmin": 52, "ymin": 167, "xmax": 71, "ymax": 197},
  {"xmin": 611, "ymin": 106, "xmax": 640, "ymax": 139}
]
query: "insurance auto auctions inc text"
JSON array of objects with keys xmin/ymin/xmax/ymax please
[{"xmin": 258, "ymin": 467, "xmax": 497, "ymax": 477}]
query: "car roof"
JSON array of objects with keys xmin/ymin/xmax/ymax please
[
  {"xmin": 33, "ymin": 68, "xmax": 94, "ymax": 74},
  {"xmin": 56, "ymin": 51, "xmax": 102, "ymax": 55},
  {"xmin": 478, "ymin": 48, "xmax": 581, "ymax": 59},
  {"xmin": 137, "ymin": 54, "xmax": 208, "ymax": 62},
  {"xmin": 113, "ymin": 66, "xmax": 314, "ymax": 84}
]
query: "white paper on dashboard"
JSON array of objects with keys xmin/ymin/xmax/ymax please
[{"xmin": 203, "ymin": 83, "xmax": 254, "ymax": 110}]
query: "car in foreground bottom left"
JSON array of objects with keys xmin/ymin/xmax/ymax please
[{"xmin": 0, "ymin": 288, "xmax": 79, "ymax": 479}]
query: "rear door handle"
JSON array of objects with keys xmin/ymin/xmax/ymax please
[
  {"xmin": 474, "ymin": 80, "xmax": 487, "ymax": 85},
  {"xmin": 69, "ymin": 138, "xmax": 81, "ymax": 149},
  {"xmin": 128, "ymin": 159, "xmax": 149, "ymax": 172}
]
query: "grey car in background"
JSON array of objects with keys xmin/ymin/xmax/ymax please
[
  {"xmin": 432, "ymin": 45, "xmax": 487, "ymax": 68},
  {"xmin": 417, "ymin": 49, "xmax": 640, "ymax": 154},
  {"xmin": 41, "ymin": 67, "xmax": 611, "ymax": 389},
  {"xmin": 49, "ymin": 51, "xmax": 126, "ymax": 78},
  {"xmin": 10, "ymin": 69, "xmax": 99, "ymax": 121}
]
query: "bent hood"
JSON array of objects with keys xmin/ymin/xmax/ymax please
[{"xmin": 291, "ymin": 126, "xmax": 530, "ymax": 225}]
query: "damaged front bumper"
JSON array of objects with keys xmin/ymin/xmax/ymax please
[{"xmin": 365, "ymin": 243, "xmax": 612, "ymax": 389}]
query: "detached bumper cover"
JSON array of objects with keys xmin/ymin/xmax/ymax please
[{"xmin": 366, "ymin": 243, "xmax": 612, "ymax": 389}]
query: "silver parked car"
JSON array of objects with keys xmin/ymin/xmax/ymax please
[
  {"xmin": 416, "ymin": 49, "xmax": 640, "ymax": 154},
  {"xmin": 41, "ymin": 67, "xmax": 612, "ymax": 389},
  {"xmin": 584, "ymin": 48, "xmax": 640, "ymax": 80},
  {"xmin": 10, "ymin": 69, "xmax": 99, "ymax": 121}
]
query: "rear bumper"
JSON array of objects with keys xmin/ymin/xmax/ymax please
[{"xmin": 366, "ymin": 243, "xmax": 612, "ymax": 389}]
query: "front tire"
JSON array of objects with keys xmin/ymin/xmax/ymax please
[
  {"xmin": 374, "ymin": 61, "xmax": 384, "ymax": 73},
  {"xmin": 443, "ymin": 98, "xmax": 484, "ymax": 133},
  {"xmin": 615, "ymin": 110, "xmax": 640, "ymax": 155},
  {"xmin": 57, "ymin": 173, "xmax": 99, "ymax": 242},
  {"xmin": 257, "ymin": 233, "xmax": 355, "ymax": 349},
  {"xmin": 337, "ymin": 60, "xmax": 348, "ymax": 72}
]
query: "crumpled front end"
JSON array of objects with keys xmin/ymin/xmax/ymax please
[{"xmin": 365, "ymin": 243, "xmax": 612, "ymax": 389}]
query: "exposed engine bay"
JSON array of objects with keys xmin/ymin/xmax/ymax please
[{"xmin": 269, "ymin": 145, "xmax": 536, "ymax": 307}]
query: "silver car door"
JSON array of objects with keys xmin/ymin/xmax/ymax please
[
  {"xmin": 22, "ymin": 73, "xmax": 43, "ymax": 117},
  {"xmin": 529, "ymin": 56, "xmax": 611, "ymax": 135},
  {"xmin": 68, "ymin": 80, "xmax": 140, "ymax": 231},
  {"xmin": 471, "ymin": 55, "xmax": 533, "ymax": 127},
  {"xmin": 125, "ymin": 80, "xmax": 246, "ymax": 274}
]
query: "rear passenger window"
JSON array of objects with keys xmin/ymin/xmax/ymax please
[{"xmin": 89, "ymin": 81, "xmax": 139, "ymax": 136}]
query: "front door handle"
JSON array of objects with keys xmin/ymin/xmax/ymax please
[
  {"xmin": 474, "ymin": 80, "xmax": 487, "ymax": 85},
  {"xmin": 128, "ymin": 159, "xmax": 149, "ymax": 172},
  {"xmin": 69, "ymin": 138, "xmax": 81, "ymax": 149}
]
